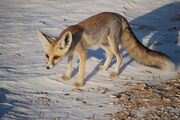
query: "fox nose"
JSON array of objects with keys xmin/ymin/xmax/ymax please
[{"xmin": 46, "ymin": 66, "xmax": 50, "ymax": 69}]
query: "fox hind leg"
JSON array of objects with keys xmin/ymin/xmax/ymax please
[
  {"xmin": 108, "ymin": 37, "xmax": 122, "ymax": 79},
  {"xmin": 99, "ymin": 45, "xmax": 113, "ymax": 71}
]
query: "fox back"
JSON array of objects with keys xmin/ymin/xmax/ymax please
[{"xmin": 61, "ymin": 12, "xmax": 124, "ymax": 48}]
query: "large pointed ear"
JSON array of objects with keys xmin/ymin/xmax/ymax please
[
  {"xmin": 58, "ymin": 31, "xmax": 72, "ymax": 50},
  {"xmin": 36, "ymin": 30, "xmax": 51, "ymax": 50}
]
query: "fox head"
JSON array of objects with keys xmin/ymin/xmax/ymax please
[{"xmin": 36, "ymin": 30, "xmax": 72, "ymax": 69}]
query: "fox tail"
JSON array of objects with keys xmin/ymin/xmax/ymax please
[{"xmin": 120, "ymin": 18, "xmax": 175, "ymax": 71}]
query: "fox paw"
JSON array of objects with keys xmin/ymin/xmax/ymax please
[
  {"xmin": 110, "ymin": 72, "xmax": 118, "ymax": 79},
  {"xmin": 61, "ymin": 74, "xmax": 71, "ymax": 81},
  {"xmin": 98, "ymin": 65, "xmax": 107, "ymax": 71},
  {"xmin": 74, "ymin": 81, "xmax": 83, "ymax": 88}
]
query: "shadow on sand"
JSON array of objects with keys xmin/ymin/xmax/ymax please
[{"xmin": 0, "ymin": 88, "xmax": 30, "ymax": 119}]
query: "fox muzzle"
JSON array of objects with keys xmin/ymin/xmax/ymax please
[{"xmin": 46, "ymin": 64, "xmax": 54, "ymax": 69}]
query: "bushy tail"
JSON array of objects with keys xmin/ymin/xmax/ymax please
[{"xmin": 120, "ymin": 18, "xmax": 175, "ymax": 71}]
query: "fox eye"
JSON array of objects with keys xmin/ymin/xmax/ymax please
[
  {"xmin": 45, "ymin": 54, "xmax": 49, "ymax": 58},
  {"xmin": 53, "ymin": 55, "xmax": 60, "ymax": 60}
]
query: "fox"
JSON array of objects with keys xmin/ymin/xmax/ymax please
[{"xmin": 37, "ymin": 12, "xmax": 175, "ymax": 87}]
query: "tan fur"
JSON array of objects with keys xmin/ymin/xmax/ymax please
[{"xmin": 37, "ymin": 12, "xmax": 175, "ymax": 88}]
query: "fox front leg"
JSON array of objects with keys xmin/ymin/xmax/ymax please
[
  {"xmin": 61, "ymin": 55, "xmax": 73, "ymax": 80},
  {"xmin": 74, "ymin": 49, "xmax": 86, "ymax": 88}
]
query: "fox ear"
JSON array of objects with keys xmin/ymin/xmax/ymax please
[
  {"xmin": 59, "ymin": 31, "xmax": 72, "ymax": 50},
  {"xmin": 36, "ymin": 30, "xmax": 51, "ymax": 50}
]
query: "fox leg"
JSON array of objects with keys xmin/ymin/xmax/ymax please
[
  {"xmin": 74, "ymin": 49, "xmax": 86, "ymax": 88},
  {"xmin": 108, "ymin": 37, "xmax": 122, "ymax": 78},
  {"xmin": 99, "ymin": 45, "xmax": 113, "ymax": 71},
  {"xmin": 61, "ymin": 55, "xmax": 73, "ymax": 80}
]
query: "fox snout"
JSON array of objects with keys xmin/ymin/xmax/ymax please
[
  {"xmin": 46, "ymin": 66, "xmax": 51, "ymax": 69},
  {"xmin": 46, "ymin": 63, "xmax": 55, "ymax": 69},
  {"xmin": 46, "ymin": 65, "xmax": 53, "ymax": 69}
]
